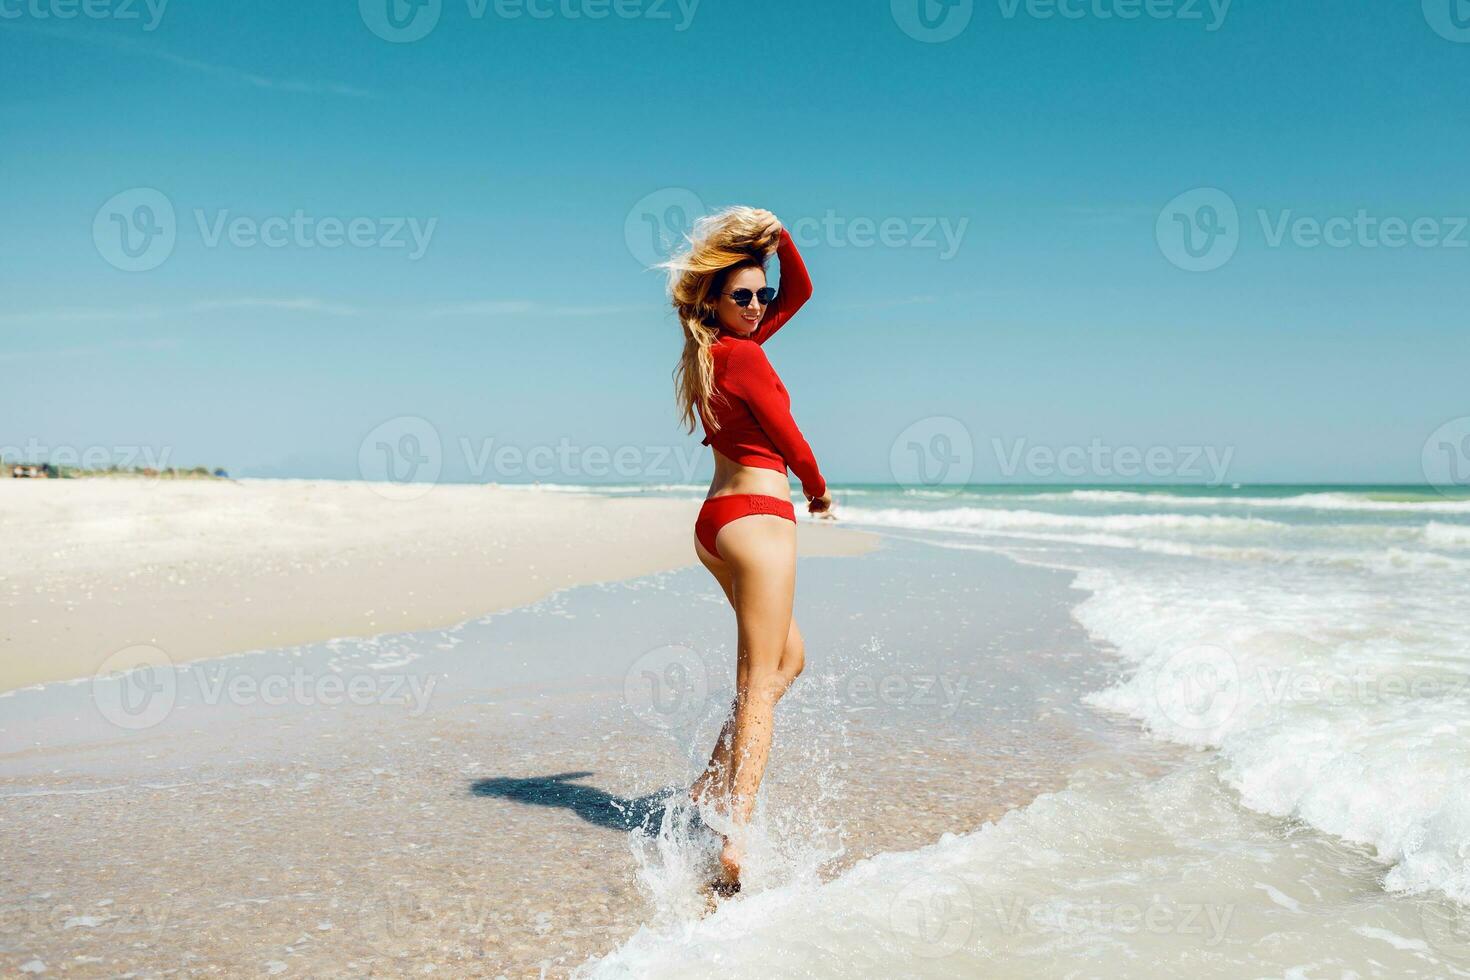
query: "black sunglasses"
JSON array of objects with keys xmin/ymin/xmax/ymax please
[{"xmin": 724, "ymin": 286, "xmax": 777, "ymax": 307}]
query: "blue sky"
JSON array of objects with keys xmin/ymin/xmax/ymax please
[{"xmin": 2, "ymin": 0, "xmax": 1467, "ymax": 485}]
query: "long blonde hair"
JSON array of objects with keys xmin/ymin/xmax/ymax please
[{"xmin": 660, "ymin": 206, "xmax": 782, "ymax": 434}]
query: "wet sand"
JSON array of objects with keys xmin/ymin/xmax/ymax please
[{"xmin": 0, "ymin": 540, "xmax": 1175, "ymax": 977}]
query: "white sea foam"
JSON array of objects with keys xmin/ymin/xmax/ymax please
[
  {"xmin": 1036, "ymin": 489, "xmax": 1470, "ymax": 513},
  {"xmin": 1072, "ymin": 561, "xmax": 1470, "ymax": 905},
  {"xmin": 844, "ymin": 505, "xmax": 1286, "ymax": 535},
  {"xmin": 585, "ymin": 764, "xmax": 1468, "ymax": 977},
  {"xmin": 1426, "ymin": 521, "xmax": 1470, "ymax": 549}
]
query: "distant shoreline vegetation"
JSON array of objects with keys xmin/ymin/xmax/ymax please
[{"xmin": 5, "ymin": 460, "xmax": 229, "ymax": 480}]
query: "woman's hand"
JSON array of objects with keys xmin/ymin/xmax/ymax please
[
  {"xmin": 751, "ymin": 209, "xmax": 783, "ymax": 250},
  {"xmin": 807, "ymin": 491, "xmax": 834, "ymax": 518}
]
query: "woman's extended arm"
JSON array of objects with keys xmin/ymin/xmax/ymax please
[
  {"xmin": 727, "ymin": 342, "xmax": 826, "ymax": 500},
  {"xmin": 749, "ymin": 227, "xmax": 812, "ymax": 346}
]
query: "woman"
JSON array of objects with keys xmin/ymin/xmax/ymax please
[{"xmin": 662, "ymin": 206, "xmax": 832, "ymax": 892}]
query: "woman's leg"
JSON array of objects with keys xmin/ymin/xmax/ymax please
[
  {"xmin": 707, "ymin": 513, "xmax": 798, "ymax": 881},
  {"xmin": 691, "ymin": 531, "xmax": 805, "ymax": 808}
]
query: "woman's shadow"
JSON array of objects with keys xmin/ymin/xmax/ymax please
[{"xmin": 470, "ymin": 771, "xmax": 679, "ymax": 833}]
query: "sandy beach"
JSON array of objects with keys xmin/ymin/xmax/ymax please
[{"xmin": 0, "ymin": 479, "xmax": 873, "ymax": 693}]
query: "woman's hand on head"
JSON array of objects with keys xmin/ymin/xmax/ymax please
[{"xmin": 750, "ymin": 209, "xmax": 783, "ymax": 250}]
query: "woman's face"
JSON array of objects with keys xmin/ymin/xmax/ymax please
[{"xmin": 711, "ymin": 265, "xmax": 769, "ymax": 336}]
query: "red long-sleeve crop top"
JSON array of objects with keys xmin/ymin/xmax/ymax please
[{"xmin": 698, "ymin": 228, "xmax": 826, "ymax": 499}]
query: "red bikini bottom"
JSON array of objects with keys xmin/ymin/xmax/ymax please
[{"xmin": 695, "ymin": 493, "xmax": 796, "ymax": 559}]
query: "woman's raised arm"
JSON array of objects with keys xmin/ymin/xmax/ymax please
[{"xmin": 750, "ymin": 226, "xmax": 812, "ymax": 346}]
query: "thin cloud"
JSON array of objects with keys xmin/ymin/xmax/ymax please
[
  {"xmin": 6, "ymin": 24, "xmax": 373, "ymax": 99},
  {"xmin": 0, "ymin": 298, "xmax": 641, "ymax": 325},
  {"xmin": 0, "ymin": 338, "xmax": 179, "ymax": 364}
]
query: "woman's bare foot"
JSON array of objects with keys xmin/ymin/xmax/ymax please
[{"xmin": 717, "ymin": 838, "xmax": 742, "ymax": 893}]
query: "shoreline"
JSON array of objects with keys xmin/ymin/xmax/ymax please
[{"xmin": 0, "ymin": 478, "xmax": 876, "ymax": 693}]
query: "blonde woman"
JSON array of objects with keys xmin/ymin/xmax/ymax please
[{"xmin": 663, "ymin": 206, "xmax": 832, "ymax": 892}]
